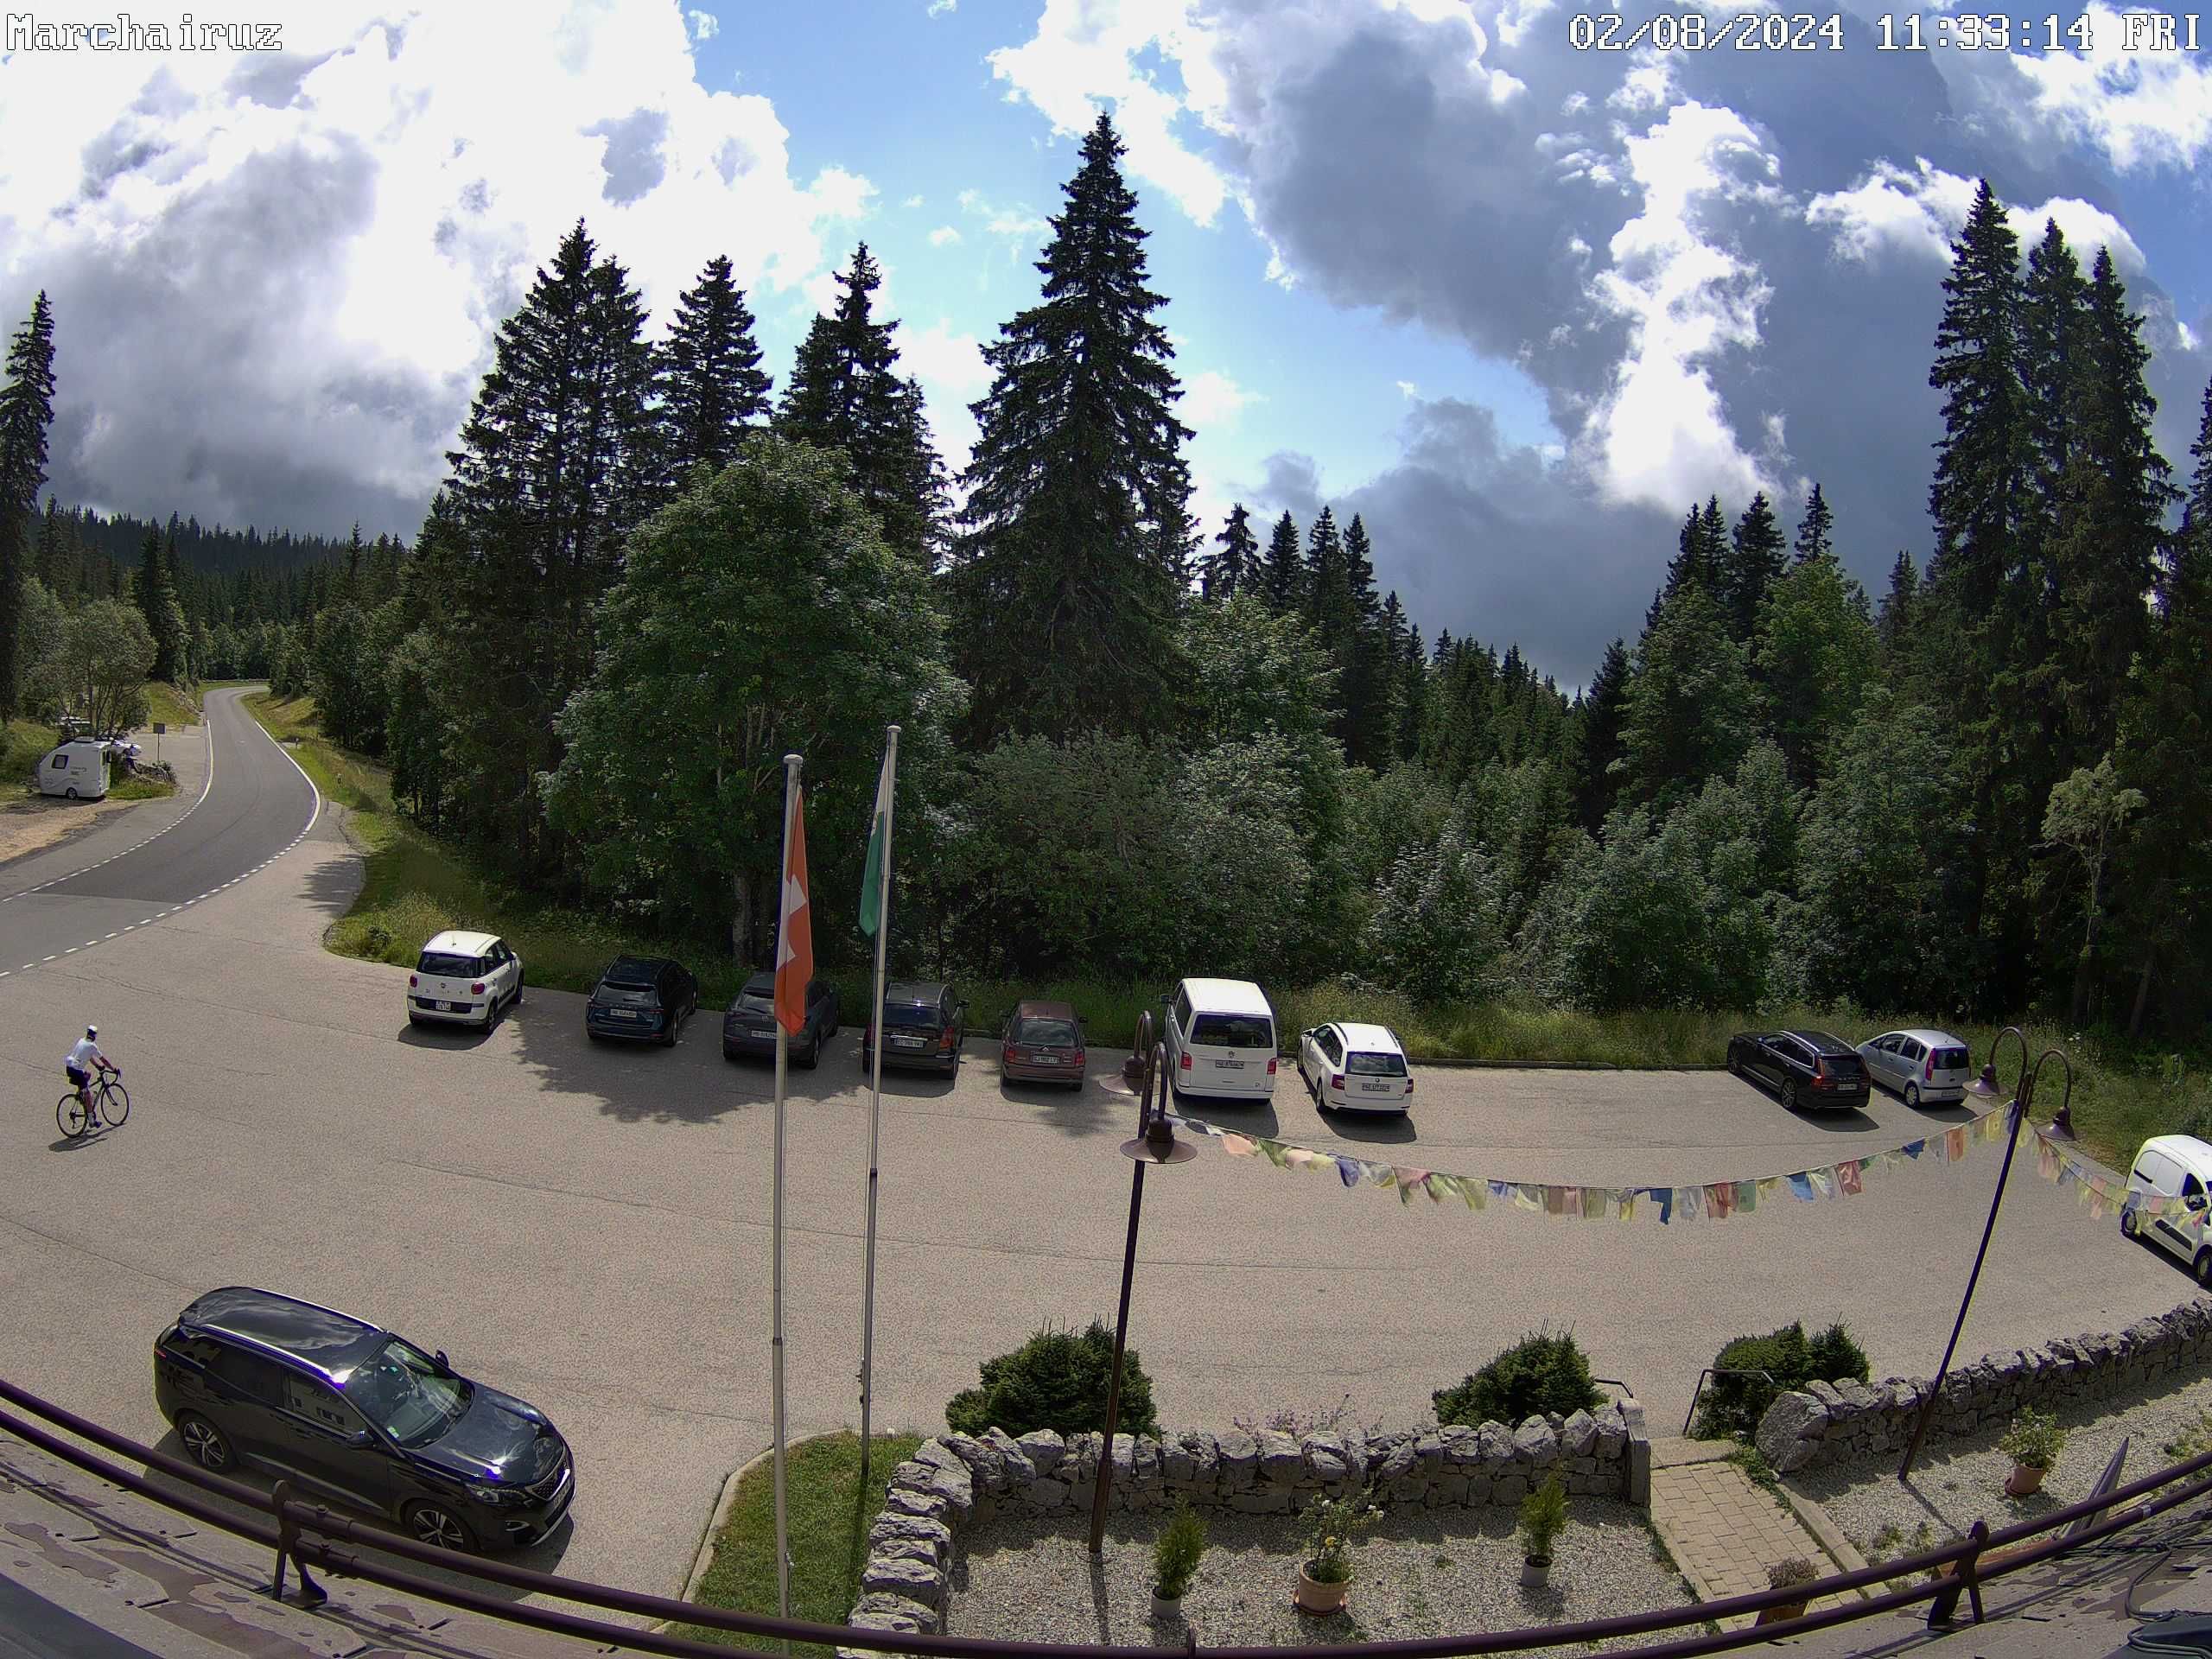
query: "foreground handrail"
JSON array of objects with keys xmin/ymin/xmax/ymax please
[{"xmin": 5, "ymin": 1370, "xmax": 2209, "ymax": 1658}]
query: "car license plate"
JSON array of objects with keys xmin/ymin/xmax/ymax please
[
  {"xmin": 748, "ymin": 1025, "xmax": 772, "ymax": 1036},
  {"xmin": 610, "ymin": 1008, "xmax": 636, "ymax": 1020},
  {"xmin": 1362, "ymin": 1081, "xmax": 1390, "ymax": 1091},
  {"xmin": 446, "ymin": 1001, "xmax": 470, "ymax": 1012},
  {"xmin": 892, "ymin": 1035, "xmax": 925, "ymax": 1048},
  {"xmin": 1217, "ymin": 1058, "xmax": 1245, "ymax": 1071}
]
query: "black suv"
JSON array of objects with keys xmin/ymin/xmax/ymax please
[
  {"xmin": 724, "ymin": 972, "xmax": 840, "ymax": 1067},
  {"xmin": 861, "ymin": 981, "xmax": 968, "ymax": 1077},
  {"xmin": 585, "ymin": 956, "xmax": 698, "ymax": 1046},
  {"xmin": 153, "ymin": 1287, "xmax": 574, "ymax": 1553},
  {"xmin": 1726, "ymin": 1028, "xmax": 1869, "ymax": 1111}
]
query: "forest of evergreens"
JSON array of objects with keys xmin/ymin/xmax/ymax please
[{"xmin": 1, "ymin": 121, "xmax": 2205, "ymax": 1041}]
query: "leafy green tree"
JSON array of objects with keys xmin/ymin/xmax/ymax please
[
  {"xmin": 0, "ymin": 291, "xmax": 56, "ymax": 719},
  {"xmin": 12, "ymin": 575, "xmax": 64, "ymax": 717},
  {"xmin": 2042, "ymin": 755, "xmax": 2145, "ymax": 1027},
  {"xmin": 1160, "ymin": 734, "xmax": 1313, "ymax": 976},
  {"xmin": 658, "ymin": 253, "xmax": 772, "ymax": 484},
  {"xmin": 42, "ymin": 600, "xmax": 155, "ymax": 736},
  {"xmin": 543, "ymin": 435, "xmax": 959, "ymax": 961},
  {"xmin": 384, "ymin": 627, "xmax": 450, "ymax": 833},
  {"xmin": 1203, "ymin": 503, "xmax": 1258, "ymax": 600},
  {"xmin": 950, "ymin": 114, "xmax": 1194, "ymax": 743},
  {"xmin": 1459, "ymin": 758, "xmax": 1576, "ymax": 937},
  {"xmin": 1261, "ymin": 510, "xmax": 1303, "ymax": 613},
  {"xmin": 308, "ymin": 603, "xmax": 384, "ymax": 752},
  {"xmin": 1616, "ymin": 582, "xmax": 1755, "ymax": 810},
  {"xmin": 1755, "ymin": 545, "xmax": 1878, "ymax": 788},
  {"xmin": 1344, "ymin": 762, "xmax": 1454, "ymax": 893},
  {"xmin": 1361, "ymin": 815, "xmax": 1508, "ymax": 1004},
  {"xmin": 1530, "ymin": 807, "xmax": 1746, "ymax": 1012}
]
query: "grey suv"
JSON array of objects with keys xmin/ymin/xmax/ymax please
[{"xmin": 153, "ymin": 1287, "xmax": 574, "ymax": 1553}]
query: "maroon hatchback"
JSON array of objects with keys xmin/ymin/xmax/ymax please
[{"xmin": 1001, "ymin": 1001, "xmax": 1087, "ymax": 1090}]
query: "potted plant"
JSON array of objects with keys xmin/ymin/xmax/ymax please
[
  {"xmin": 1757, "ymin": 1557, "xmax": 1818, "ymax": 1624},
  {"xmin": 1294, "ymin": 1488, "xmax": 1379, "ymax": 1615},
  {"xmin": 2000, "ymin": 1407, "xmax": 2066, "ymax": 1496},
  {"xmin": 1517, "ymin": 1475, "xmax": 1567, "ymax": 1588},
  {"xmin": 1151, "ymin": 1499, "xmax": 1207, "ymax": 1618}
]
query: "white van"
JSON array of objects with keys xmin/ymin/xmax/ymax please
[
  {"xmin": 2121, "ymin": 1134, "xmax": 2212, "ymax": 1285},
  {"xmin": 1162, "ymin": 977, "xmax": 1278, "ymax": 1103},
  {"xmin": 36, "ymin": 740, "xmax": 109, "ymax": 800}
]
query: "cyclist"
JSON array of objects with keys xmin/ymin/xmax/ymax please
[{"xmin": 64, "ymin": 1025, "xmax": 116, "ymax": 1115}]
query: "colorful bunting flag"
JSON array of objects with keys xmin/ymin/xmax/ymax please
[
  {"xmin": 1707, "ymin": 1181, "xmax": 1735, "ymax": 1220},
  {"xmin": 1221, "ymin": 1133, "xmax": 1255, "ymax": 1157},
  {"xmin": 1336, "ymin": 1155, "xmax": 1361, "ymax": 1188},
  {"xmin": 1618, "ymin": 1188, "xmax": 1638, "ymax": 1221},
  {"xmin": 1788, "ymin": 1173, "xmax": 1815, "ymax": 1201},
  {"xmin": 1582, "ymin": 1186, "xmax": 1608, "ymax": 1220},
  {"xmin": 1515, "ymin": 1183, "xmax": 1542, "ymax": 1212},
  {"xmin": 1837, "ymin": 1160, "xmax": 1863, "ymax": 1197},
  {"xmin": 1809, "ymin": 1166, "xmax": 1839, "ymax": 1199},
  {"xmin": 1945, "ymin": 1128, "xmax": 1968, "ymax": 1161},
  {"xmin": 1735, "ymin": 1179, "xmax": 1758, "ymax": 1214}
]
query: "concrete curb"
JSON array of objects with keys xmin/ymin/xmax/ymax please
[
  {"xmin": 1772, "ymin": 1481, "xmax": 1879, "ymax": 1601},
  {"xmin": 657, "ymin": 1438, "xmax": 785, "ymax": 1632}
]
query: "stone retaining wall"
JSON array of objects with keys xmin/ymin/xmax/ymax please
[
  {"xmin": 1754, "ymin": 1299, "xmax": 2212, "ymax": 1476},
  {"xmin": 844, "ymin": 1402, "xmax": 1646, "ymax": 1644}
]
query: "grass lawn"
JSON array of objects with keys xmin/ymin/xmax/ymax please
[
  {"xmin": 672, "ymin": 1430, "xmax": 925, "ymax": 1654},
  {"xmin": 143, "ymin": 682, "xmax": 201, "ymax": 727},
  {"xmin": 109, "ymin": 773, "xmax": 176, "ymax": 801},
  {"xmin": 3, "ymin": 717, "xmax": 60, "ymax": 787}
]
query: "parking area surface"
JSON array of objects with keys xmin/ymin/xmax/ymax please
[{"xmin": 0, "ymin": 712, "xmax": 2194, "ymax": 1605}]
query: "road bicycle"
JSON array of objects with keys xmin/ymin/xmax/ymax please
[{"xmin": 58, "ymin": 1065, "xmax": 129, "ymax": 1139}]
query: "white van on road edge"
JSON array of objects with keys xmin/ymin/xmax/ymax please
[
  {"xmin": 1162, "ymin": 976, "xmax": 1278, "ymax": 1104},
  {"xmin": 2123, "ymin": 1133, "xmax": 2212, "ymax": 1287}
]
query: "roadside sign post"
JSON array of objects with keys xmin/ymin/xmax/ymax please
[{"xmin": 153, "ymin": 721, "xmax": 164, "ymax": 765}]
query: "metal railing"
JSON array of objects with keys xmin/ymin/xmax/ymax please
[{"xmin": 8, "ymin": 1373, "xmax": 2212, "ymax": 1655}]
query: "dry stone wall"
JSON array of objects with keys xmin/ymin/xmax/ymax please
[
  {"xmin": 843, "ymin": 1404, "xmax": 1643, "ymax": 1645},
  {"xmin": 1754, "ymin": 1299, "xmax": 2212, "ymax": 1476}
]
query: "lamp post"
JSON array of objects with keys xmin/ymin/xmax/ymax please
[
  {"xmin": 1088, "ymin": 1014, "xmax": 1192, "ymax": 1556},
  {"xmin": 1897, "ymin": 1027, "xmax": 2075, "ymax": 1479}
]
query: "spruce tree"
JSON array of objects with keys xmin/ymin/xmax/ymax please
[
  {"xmin": 1877, "ymin": 550, "xmax": 1919, "ymax": 664},
  {"xmin": 776, "ymin": 245, "xmax": 942, "ymax": 564},
  {"xmin": 1927, "ymin": 180, "xmax": 2029, "ymax": 617},
  {"xmin": 0, "ymin": 291, "xmax": 57, "ymax": 719},
  {"xmin": 1723, "ymin": 491, "xmax": 1787, "ymax": 644},
  {"xmin": 2018, "ymin": 220, "xmax": 2087, "ymax": 552},
  {"xmin": 1262, "ymin": 510, "xmax": 1303, "ymax": 612},
  {"xmin": 1573, "ymin": 637, "xmax": 1631, "ymax": 831},
  {"xmin": 1339, "ymin": 513, "xmax": 1386, "ymax": 763},
  {"xmin": 1792, "ymin": 482, "xmax": 1834, "ymax": 567},
  {"xmin": 1648, "ymin": 496, "xmax": 1726, "ymax": 630},
  {"xmin": 950, "ymin": 114, "xmax": 1195, "ymax": 741},
  {"xmin": 659, "ymin": 253, "xmax": 772, "ymax": 485},
  {"xmin": 1205, "ymin": 503, "xmax": 1258, "ymax": 600},
  {"xmin": 1302, "ymin": 506, "xmax": 1346, "ymax": 631},
  {"xmin": 35, "ymin": 496, "xmax": 69, "ymax": 592}
]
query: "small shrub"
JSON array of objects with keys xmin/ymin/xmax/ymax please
[
  {"xmin": 1517, "ymin": 1475, "xmax": 1568, "ymax": 1561},
  {"xmin": 1152, "ymin": 1499, "xmax": 1207, "ymax": 1599},
  {"xmin": 1300, "ymin": 1487, "xmax": 1380, "ymax": 1584},
  {"xmin": 1433, "ymin": 1327, "xmax": 1600, "ymax": 1428},
  {"xmin": 2164, "ymin": 1410, "xmax": 2212, "ymax": 1463},
  {"xmin": 1693, "ymin": 1320, "xmax": 1868, "ymax": 1439},
  {"xmin": 944, "ymin": 1319, "xmax": 1159, "ymax": 1440},
  {"xmin": 1234, "ymin": 1392, "xmax": 1381, "ymax": 1441},
  {"xmin": 1999, "ymin": 1407, "xmax": 2066, "ymax": 1471},
  {"xmin": 1768, "ymin": 1556, "xmax": 1817, "ymax": 1591}
]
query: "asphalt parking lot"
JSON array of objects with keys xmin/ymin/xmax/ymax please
[{"xmin": 0, "ymin": 709, "xmax": 2195, "ymax": 1605}]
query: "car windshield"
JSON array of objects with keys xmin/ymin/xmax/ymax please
[
  {"xmin": 1192, "ymin": 1014, "xmax": 1271, "ymax": 1048},
  {"xmin": 1014, "ymin": 1018, "xmax": 1080, "ymax": 1047},
  {"xmin": 417, "ymin": 952, "xmax": 479, "ymax": 977},
  {"xmin": 1346, "ymin": 1051, "xmax": 1406, "ymax": 1076},
  {"xmin": 341, "ymin": 1338, "xmax": 468, "ymax": 1447},
  {"xmin": 735, "ymin": 990, "xmax": 775, "ymax": 1014}
]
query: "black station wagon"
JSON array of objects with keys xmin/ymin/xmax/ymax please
[{"xmin": 153, "ymin": 1286, "xmax": 574, "ymax": 1553}]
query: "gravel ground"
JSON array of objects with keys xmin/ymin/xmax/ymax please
[
  {"xmin": 1790, "ymin": 1370, "xmax": 2212, "ymax": 1573},
  {"xmin": 945, "ymin": 1502, "xmax": 1700, "ymax": 1653}
]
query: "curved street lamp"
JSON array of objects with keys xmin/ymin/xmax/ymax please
[
  {"xmin": 1897, "ymin": 1027, "xmax": 2075, "ymax": 1480},
  {"xmin": 1088, "ymin": 1013, "xmax": 1193, "ymax": 1556}
]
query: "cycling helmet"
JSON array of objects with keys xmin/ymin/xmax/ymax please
[{"xmin": 86, "ymin": 1025, "xmax": 97, "ymax": 1038}]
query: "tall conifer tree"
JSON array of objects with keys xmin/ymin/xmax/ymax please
[
  {"xmin": 659, "ymin": 253, "xmax": 772, "ymax": 484},
  {"xmin": 0, "ymin": 291, "xmax": 57, "ymax": 718},
  {"xmin": 1262, "ymin": 510, "xmax": 1303, "ymax": 612},
  {"xmin": 950, "ymin": 114, "xmax": 1195, "ymax": 741},
  {"xmin": 1792, "ymin": 483, "xmax": 1834, "ymax": 567},
  {"xmin": 1205, "ymin": 503, "xmax": 1258, "ymax": 600},
  {"xmin": 1573, "ymin": 637, "xmax": 1631, "ymax": 830},
  {"xmin": 1723, "ymin": 491, "xmax": 1787, "ymax": 644}
]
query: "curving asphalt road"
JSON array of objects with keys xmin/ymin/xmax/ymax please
[
  {"xmin": 0, "ymin": 692, "xmax": 2196, "ymax": 1613},
  {"xmin": 0, "ymin": 689, "xmax": 318, "ymax": 988}
]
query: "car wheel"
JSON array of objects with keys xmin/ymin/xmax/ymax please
[
  {"xmin": 1904, "ymin": 1083, "xmax": 1921, "ymax": 1109},
  {"xmin": 175, "ymin": 1412, "xmax": 234, "ymax": 1472},
  {"xmin": 1783, "ymin": 1079, "xmax": 1800, "ymax": 1112},
  {"xmin": 512, "ymin": 976, "xmax": 524, "ymax": 1007},
  {"xmin": 1727, "ymin": 1052, "xmax": 1742, "ymax": 1078},
  {"xmin": 2120, "ymin": 1207, "xmax": 2139, "ymax": 1240},
  {"xmin": 402, "ymin": 1499, "xmax": 476, "ymax": 1554},
  {"xmin": 2196, "ymin": 1249, "xmax": 2212, "ymax": 1291},
  {"xmin": 63, "ymin": 785, "xmax": 78, "ymax": 800},
  {"xmin": 803, "ymin": 1032, "xmax": 822, "ymax": 1069},
  {"xmin": 407, "ymin": 1014, "xmax": 424, "ymax": 1028}
]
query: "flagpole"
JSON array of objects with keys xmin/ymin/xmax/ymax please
[
  {"xmin": 859, "ymin": 725, "xmax": 899, "ymax": 1491},
  {"xmin": 771, "ymin": 752, "xmax": 801, "ymax": 1627}
]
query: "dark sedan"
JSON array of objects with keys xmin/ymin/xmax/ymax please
[
  {"xmin": 584, "ymin": 956, "xmax": 698, "ymax": 1046},
  {"xmin": 724, "ymin": 973, "xmax": 840, "ymax": 1067},
  {"xmin": 1000, "ymin": 1000, "xmax": 1086, "ymax": 1090},
  {"xmin": 861, "ymin": 981, "xmax": 967, "ymax": 1077},
  {"xmin": 1727, "ymin": 1028, "xmax": 1869, "ymax": 1111},
  {"xmin": 155, "ymin": 1286, "xmax": 573, "ymax": 1554}
]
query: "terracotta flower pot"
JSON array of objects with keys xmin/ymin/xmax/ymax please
[
  {"xmin": 2005, "ymin": 1462, "xmax": 2046, "ymax": 1497},
  {"xmin": 1295, "ymin": 1564, "xmax": 1351, "ymax": 1615},
  {"xmin": 1520, "ymin": 1554, "xmax": 1551, "ymax": 1589}
]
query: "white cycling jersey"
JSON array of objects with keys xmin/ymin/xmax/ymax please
[{"xmin": 65, "ymin": 1037, "xmax": 107, "ymax": 1073}]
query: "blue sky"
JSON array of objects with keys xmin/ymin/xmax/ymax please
[{"xmin": 2, "ymin": 0, "xmax": 2208, "ymax": 686}]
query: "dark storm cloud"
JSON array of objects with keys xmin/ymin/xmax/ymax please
[
  {"xmin": 16, "ymin": 134, "xmax": 459, "ymax": 539},
  {"xmin": 1191, "ymin": 0, "xmax": 2210, "ymax": 687}
]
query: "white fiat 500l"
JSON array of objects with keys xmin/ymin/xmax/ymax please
[
  {"xmin": 406, "ymin": 930, "xmax": 524, "ymax": 1028},
  {"xmin": 1297, "ymin": 1021, "xmax": 1413, "ymax": 1114}
]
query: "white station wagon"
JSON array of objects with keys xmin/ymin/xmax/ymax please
[
  {"xmin": 1297, "ymin": 1021, "xmax": 1413, "ymax": 1115},
  {"xmin": 406, "ymin": 930, "xmax": 524, "ymax": 1029}
]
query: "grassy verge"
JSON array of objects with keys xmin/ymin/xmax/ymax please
[
  {"xmin": 672, "ymin": 1430, "xmax": 925, "ymax": 1655},
  {"xmin": 143, "ymin": 682, "xmax": 201, "ymax": 727},
  {"xmin": 234, "ymin": 695, "xmax": 2199, "ymax": 1174},
  {"xmin": 109, "ymin": 773, "xmax": 176, "ymax": 801},
  {"xmin": 3, "ymin": 717, "xmax": 60, "ymax": 790}
]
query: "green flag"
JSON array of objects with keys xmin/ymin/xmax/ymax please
[{"xmin": 859, "ymin": 741, "xmax": 893, "ymax": 937}]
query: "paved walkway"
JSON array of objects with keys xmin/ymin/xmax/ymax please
[{"xmin": 1648, "ymin": 1439, "xmax": 1861, "ymax": 1632}]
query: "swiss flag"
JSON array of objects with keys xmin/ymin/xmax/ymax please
[{"xmin": 774, "ymin": 785, "xmax": 814, "ymax": 1036}]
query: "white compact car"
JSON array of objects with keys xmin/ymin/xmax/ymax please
[
  {"xmin": 406, "ymin": 930, "xmax": 524, "ymax": 1028},
  {"xmin": 1297, "ymin": 1021, "xmax": 1413, "ymax": 1114},
  {"xmin": 1856, "ymin": 1028, "xmax": 1972, "ymax": 1108},
  {"xmin": 2123, "ymin": 1135, "xmax": 2212, "ymax": 1286}
]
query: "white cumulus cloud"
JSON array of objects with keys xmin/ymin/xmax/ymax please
[{"xmin": 1178, "ymin": 368, "xmax": 1262, "ymax": 431}]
